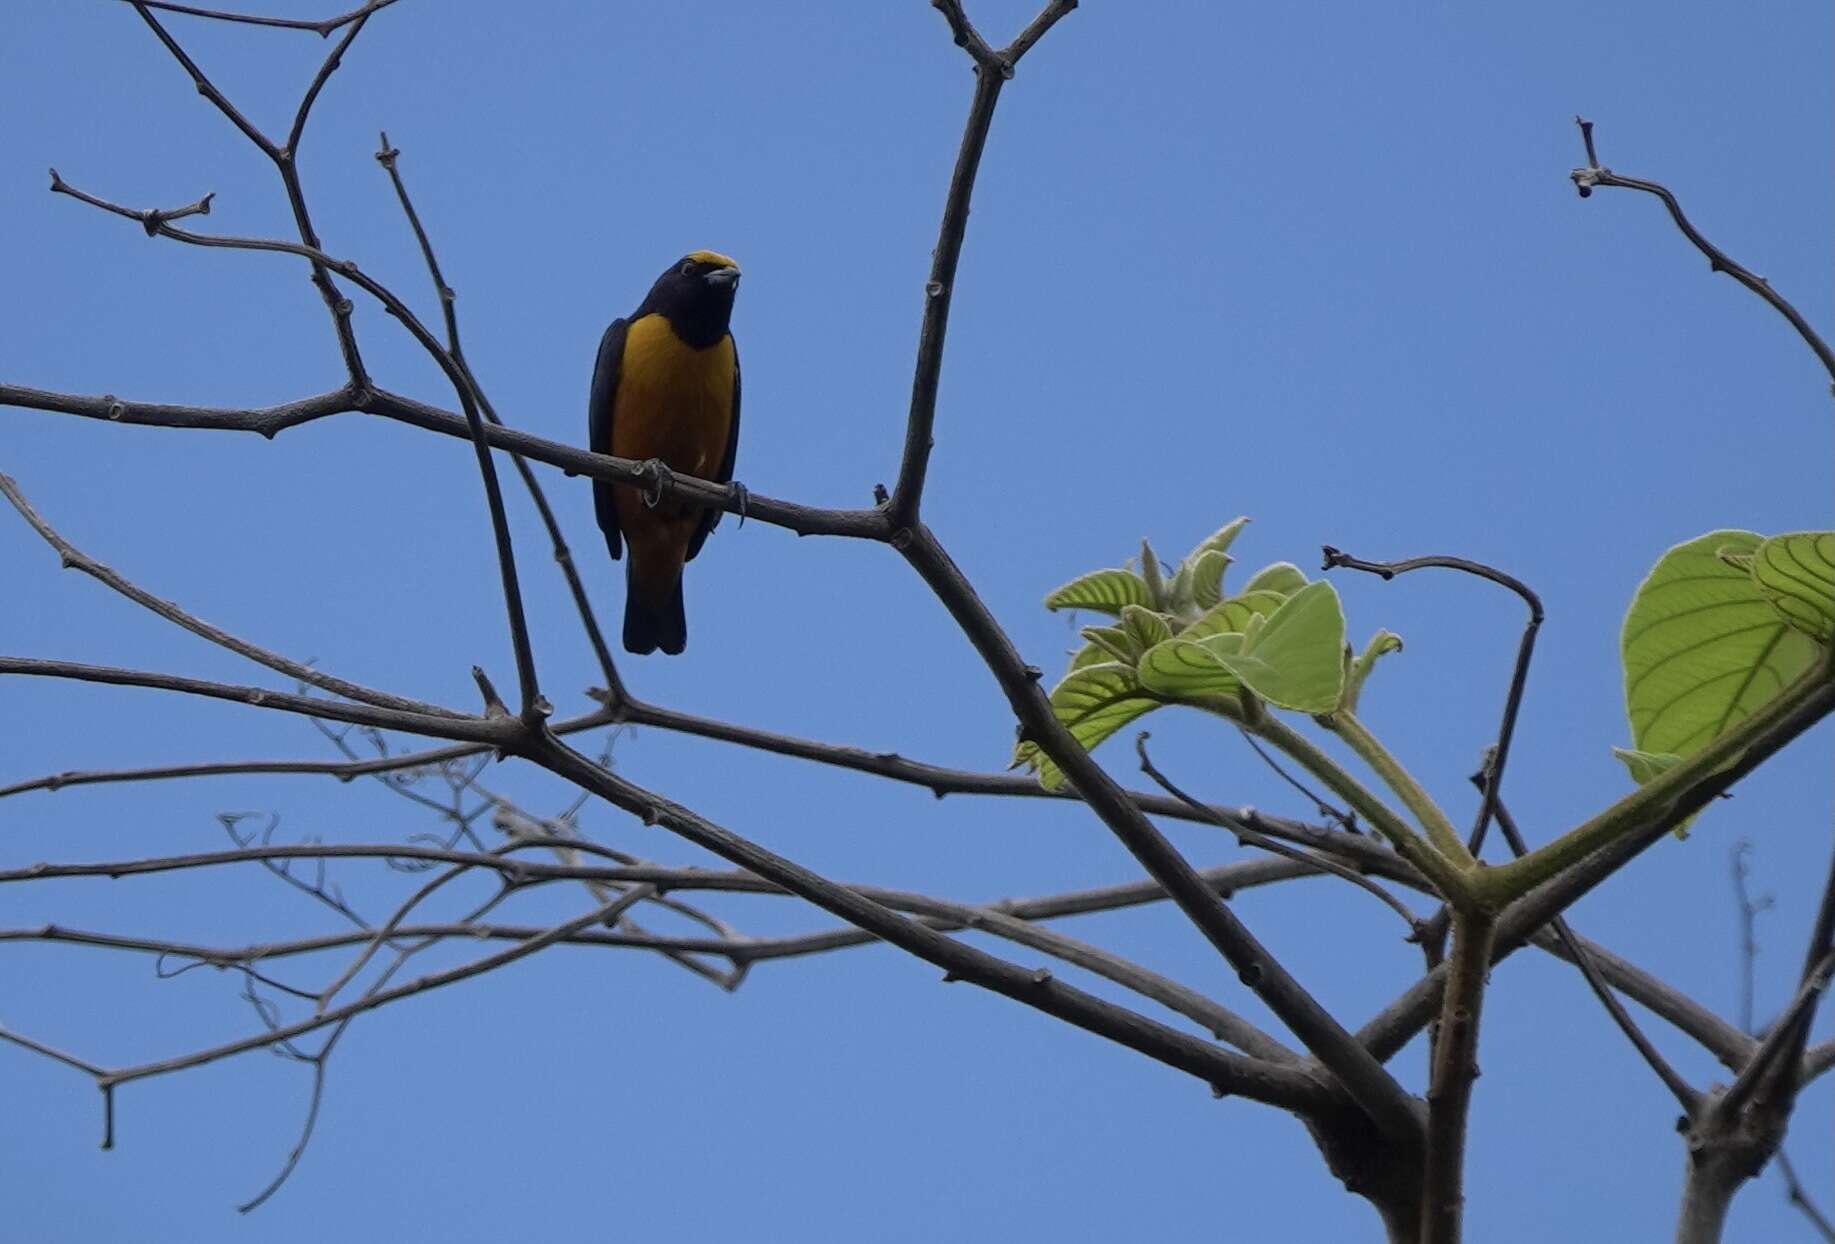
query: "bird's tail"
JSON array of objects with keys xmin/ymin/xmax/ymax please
[{"xmin": 623, "ymin": 561, "xmax": 687, "ymax": 656}]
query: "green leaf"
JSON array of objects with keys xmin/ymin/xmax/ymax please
[
  {"xmin": 1210, "ymin": 580, "xmax": 1348, "ymax": 712},
  {"xmin": 1120, "ymin": 604, "xmax": 1172, "ymax": 654},
  {"xmin": 1622, "ymin": 530, "xmax": 1822, "ymax": 758},
  {"xmin": 1079, "ymin": 625, "xmax": 1137, "ymax": 665},
  {"xmin": 1241, "ymin": 561, "xmax": 1308, "ymax": 598},
  {"xmin": 1610, "ymin": 747, "xmax": 1696, "ymax": 839},
  {"xmin": 1067, "ymin": 641, "xmax": 1110, "ymax": 671},
  {"xmin": 1137, "ymin": 632, "xmax": 1246, "ymax": 698},
  {"xmin": 1185, "ymin": 516, "xmax": 1251, "ymax": 565},
  {"xmin": 1611, "ymin": 747, "xmax": 1683, "ymax": 784},
  {"xmin": 1179, "ymin": 590, "xmax": 1286, "ymax": 642},
  {"xmin": 1750, "ymin": 531, "xmax": 1835, "ymax": 643},
  {"xmin": 1343, "ymin": 629, "xmax": 1405, "ymax": 713},
  {"xmin": 1013, "ymin": 663, "xmax": 1162, "ymax": 790},
  {"xmin": 1185, "ymin": 549, "xmax": 1233, "ymax": 611},
  {"xmin": 1138, "ymin": 541, "xmax": 1167, "ymax": 609},
  {"xmin": 1045, "ymin": 568, "xmax": 1153, "ymax": 616}
]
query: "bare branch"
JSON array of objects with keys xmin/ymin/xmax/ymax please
[
  {"xmin": 930, "ymin": 0, "xmax": 999, "ymax": 71},
  {"xmin": 1570, "ymin": 116, "xmax": 1835, "ymax": 387},
  {"xmin": 126, "ymin": 4, "xmax": 277, "ymax": 155},
  {"xmin": 895, "ymin": 524, "xmax": 1423, "ymax": 1143},
  {"xmin": 0, "ymin": 657, "xmax": 505, "ymax": 744},
  {"xmin": 1692, "ymin": 946, "xmax": 1835, "ymax": 1150},
  {"xmin": 285, "ymin": 7, "xmax": 371, "ymax": 155},
  {"xmin": 1775, "ymin": 1150, "xmax": 1835, "ymax": 1242},
  {"xmin": 889, "ymin": 51, "xmax": 1003, "ymax": 523},
  {"xmin": 1135, "ymin": 733, "xmax": 1424, "ymax": 934},
  {"xmin": 99, "ymin": 893, "xmax": 643, "ymax": 1089},
  {"xmin": 0, "ymin": 380, "xmax": 882, "ymax": 539},
  {"xmin": 1004, "ymin": 0, "xmax": 1078, "ymax": 65},
  {"xmin": 373, "ymin": 131, "xmax": 623, "ymax": 694},
  {"xmin": 0, "ymin": 474, "xmax": 466, "ymax": 721},
  {"xmin": 49, "ymin": 156, "xmax": 550, "ymax": 713},
  {"xmin": 1361, "ymin": 662, "xmax": 1835, "ymax": 1066},
  {"xmin": 129, "ymin": 2, "xmax": 375, "ymax": 382},
  {"xmin": 527, "ymin": 732, "xmax": 1331, "ymax": 1110},
  {"xmin": 119, "ymin": 0, "xmax": 396, "ymax": 37},
  {"xmin": 1484, "ymin": 788, "xmax": 1700, "ymax": 1110},
  {"xmin": 0, "ymin": 382, "xmax": 355, "ymax": 437},
  {"xmin": 1530, "ymin": 927, "xmax": 1753, "ymax": 1076}
]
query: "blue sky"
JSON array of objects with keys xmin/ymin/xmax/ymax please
[{"xmin": 2, "ymin": 1, "xmax": 1830, "ymax": 1239}]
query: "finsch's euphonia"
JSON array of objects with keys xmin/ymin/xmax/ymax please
[{"xmin": 588, "ymin": 251, "xmax": 742, "ymax": 655}]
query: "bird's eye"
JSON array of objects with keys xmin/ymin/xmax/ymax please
[{"xmin": 680, "ymin": 261, "xmax": 695, "ymax": 276}]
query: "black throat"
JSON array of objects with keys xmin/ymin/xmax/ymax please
[{"xmin": 638, "ymin": 284, "xmax": 735, "ymax": 350}]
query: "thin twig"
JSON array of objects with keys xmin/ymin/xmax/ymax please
[
  {"xmin": 1731, "ymin": 840, "xmax": 1773, "ymax": 1034},
  {"xmin": 528, "ymin": 732, "xmax": 1330, "ymax": 1110},
  {"xmin": 1484, "ymin": 785, "xmax": 1699, "ymax": 1110},
  {"xmin": 1321, "ymin": 546, "xmax": 1544, "ymax": 860},
  {"xmin": 1135, "ymin": 734, "xmax": 1422, "ymax": 933},
  {"xmin": 120, "ymin": 0, "xmax": 395, "ymax": 36},
  {"xmin": 889, "ymin": 33, "xmax": 1004, "ymax": 524},
  {"xmin": 1238, "ymin": 728, "xmax": 1359, "ymax": 832},
  {"xmin": 0, "ymin": 474, "xmax": 465, "ymax": 721},
  {"xmin": 1570, "ymin": 116, "xmax": 1835, "ymax": 386},
  {"xmin": 1775, "ymin": 1150, "xmax": 1835, "ymax": 1242},
  {"xmin": 0, "ymin": 656, "xmax": 507, "ymax": 743},
  {"xmin": 48, "ymin": 169, "xmax": 545, "ymax": 715},
  {"xmin": 1356, "ymin": 660, "xmax": 1835, "ymax": 1067},
  {"xmin": 129, "ymin": 3, "xmax": 375, "ymax": 383},
  {"xmin": 373, "ymin": 132, "xmax": 623, "ymax": 695}
]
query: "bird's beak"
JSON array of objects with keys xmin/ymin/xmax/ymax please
[{"xmin": 704, "ymin": 265, "xmax": 741, "ymax": 288}]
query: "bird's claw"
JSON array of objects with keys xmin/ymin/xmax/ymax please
[
  {"xmin": 641, "ymin": 458, "xmax": 673, "ymax": 509},
  {"xmin": 731, "ymin": 481, "xmax": 750, "ymax": 529}
]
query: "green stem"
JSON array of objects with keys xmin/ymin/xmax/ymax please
[
  {"xmin": 1325, "ymin": 711, "xmax": 1475, "ymax": 871},
  {"xmin": 1475, "ymin": 656, "xmax": 1835, "ymax": 909},
  {"xmin": 1244, "ymin": 713, "xmax": 1472, "ymax": 906},
  {"xmin": 1420, "ymin": 910, "xmax": 1497, "ymax": 1244}
]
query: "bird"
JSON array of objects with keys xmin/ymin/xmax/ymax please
[{"xmin": 588, "ymin": 250, "xmax": 742, "ymax": 655}]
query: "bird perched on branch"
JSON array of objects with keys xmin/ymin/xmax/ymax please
[{"xmin": 588, "ymin": 251, "xmax": 742, "ymax": 655}]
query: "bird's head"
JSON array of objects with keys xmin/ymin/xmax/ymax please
[{"xmin": 643, "ymin": 250, "xmax": 741, "ymax": 347}]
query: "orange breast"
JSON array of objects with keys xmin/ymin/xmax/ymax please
[{"xmin": 609, "ymin": 313, "xmax": 736, "ymax": 481}]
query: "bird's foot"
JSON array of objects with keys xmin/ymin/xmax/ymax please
[
  {"xmin": 640, "ymin": 458, "xmax": 673, "ymax": 509},
  {"xmin": 731, "ymin": 481, "xmax": 750, "ymax": 529}
]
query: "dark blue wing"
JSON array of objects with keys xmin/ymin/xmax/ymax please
[
  {"xmin": 686, "ymin": 338, "xmax": 740, "ymax": 563},
  {"xmin": 588, "ymin": 317, "xmax": 629, "ymax": 560}
]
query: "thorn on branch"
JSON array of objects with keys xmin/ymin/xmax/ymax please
[
  {"xmin": 471, "ymin": 666, "xmax": 508, "ymax": 718},
  {"xmin": 1575, "ymin": 115, "xmax": 1600, "ymax": 169}
]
